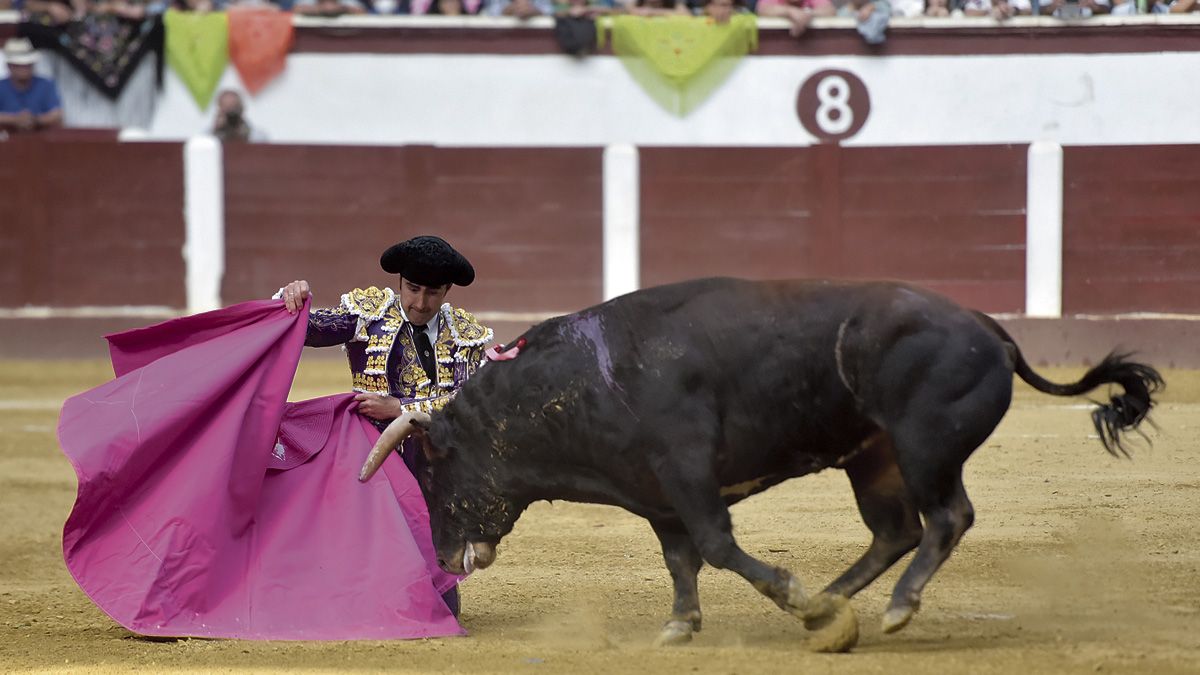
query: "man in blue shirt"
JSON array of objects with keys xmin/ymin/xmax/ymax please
[{"xmin": 0, "ymin": 38, "xmax": 64, "ymax": 133}]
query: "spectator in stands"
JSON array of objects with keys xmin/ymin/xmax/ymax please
[
  {"xmin": 956, "ymin": 0, "xmax": 1016, "ymax": 17},
  {"xmin": 756, "ymin": 0, "xmax": 834, "ymax": 36},
  {"xmin": 211, "ymin": 89, "xmax": 266, "ymax": 142},
  {"xmin": 176, "ymin": 0, "xmax": 284, "ymax": 10},
  {"xmin": 924, "ymin": 0, "xmax": 949, "ymax": 14},
  {"xmin": 294, "ymin": 0, "xmax": 367, "ymax": 15},
  {"xmin": 959, "ymin": 0, "xmax": 991, "ymax": 14},
  {"xmin": 704, "ymin": 0, "xmax": 735, "ymax": 19},
  {"xmin": 0, "ymin": 38, "xmax": 63, "ymax": 134},
  {"xmin": 988, "ymin": 0, "xmax": 1017, "ymax": 17},
  {"xmin": 1168, "ymin": 0, "xmax": 1198, "ymax": 10},
  {"xmin": 23, "ymin": 0, "xmax": 161, "ymax": 20},
  {"xmin": 628, "ymin": 0, "xmax": 690, "ymax": 14},
  {"xmin": 552, "ymin": 0, "xmax": 617, "ymax": 16},
  {"xmin": 21, "ymin": 0, "xmax": 88, "ymax": 24},
  {"xmin": 419, "ymin": 0, "xmax": 484, "ymax": 13},
  {"xmin": 1113, "ymin": 0, "xmax": 1167, "ymax": 11},
  {"xmin": 92, "ymin": 0, "xmax": 155, "ymax": 18},
  {"xmin": 1008, "ymin": 0, "xmax": 1109, "ymax": 14},
  {"xmin": 839, "ymin": 0, "xmax": 889, "ymax": 45},
  {"xmin": 483, "ymin": 0, "xmax": 554, "ymax": 15},
  {"xmin": 889, "ymin": 0, "xmax": 921, "ymax": 13}
]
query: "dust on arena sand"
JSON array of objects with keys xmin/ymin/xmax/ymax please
[{"xmin": 1, "ymin": 360, "xmax": 1198, "ymax": 674}]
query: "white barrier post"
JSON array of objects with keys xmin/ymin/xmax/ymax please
[
  {"xmin": 117, "ymin": 127, "xmax": 150, "ymax": 142},
  {"xmin": 603, "ymin": 143, "xmax": 639, "ymax": 302},
  {"xmin": 183, "ymin": 136, "xmax": 225, "ymax": 315},
  {"xmin": 1026, "ymin": 141, "xmax": 1063, "ymax": 318}
]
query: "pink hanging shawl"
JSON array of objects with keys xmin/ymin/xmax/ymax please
[{"xmin": 57, "ymin": 299, "xmax": 464, "ymax": 640}]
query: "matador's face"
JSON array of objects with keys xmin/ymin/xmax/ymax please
[{"xmin": 399, "ymin": 278, "xmax": 450, "ymax": 327}]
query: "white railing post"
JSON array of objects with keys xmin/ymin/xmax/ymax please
[
  {"xmin": 603, "ymin": 143, "xmax": 640, "ymax": 302},
  {"xmin": 1026, "ymin": 141, "xmax": 1063, "ymax": 318},
  {"xmin": 183, "ymin": 136, "xmax": 225, "ymax": 314}
]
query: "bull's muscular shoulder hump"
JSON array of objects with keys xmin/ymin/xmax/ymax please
[
  {"xmin": 442, "ymin": 304, "xmax": 494, "ymax": 347},
  {"xmin": 338, "ymin": 286, "xmax": 395, "ymax": 321}
]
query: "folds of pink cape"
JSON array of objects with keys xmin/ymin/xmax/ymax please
[{"xmin": 56, "ymin": 299, "xmax": 464, "ymax": 640}]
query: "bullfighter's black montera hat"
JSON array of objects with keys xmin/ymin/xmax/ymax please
[{"xmin": 379, "ymin": 235, "xmax": 475, "ymax": 287}]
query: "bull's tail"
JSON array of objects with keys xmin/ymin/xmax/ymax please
[{"xmin": 973, "ymin": 311, "xmax": 1164, "ymax": 458}]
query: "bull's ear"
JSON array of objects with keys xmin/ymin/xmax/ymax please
[{"xmin": 411, "ymin": 425, "xmax": 449, "ymax": 463}]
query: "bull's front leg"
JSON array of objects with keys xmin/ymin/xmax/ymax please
[
  {"xmin": 648, "ymin": 452, "xmax": 859, "ymax": 652},
  {"xmin": 649, "ymin": 519, "xmax": 704, "ymax": 646}
]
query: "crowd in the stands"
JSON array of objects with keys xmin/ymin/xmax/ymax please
[
  {"xmin": 1, "ymin": 0, "xmax": 1195, "ymax": 19},
  {"xmin": 0, "ymin": 0, "xmax": 1193, "ymax": 137}
]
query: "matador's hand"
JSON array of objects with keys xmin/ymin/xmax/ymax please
[
  {"xmin": 281, "ymin": 280, "xmax": 310, "ymax": 314},
  {"xmin": 353, "ymin": 393, "xmax": 403, "ymax": 421}
]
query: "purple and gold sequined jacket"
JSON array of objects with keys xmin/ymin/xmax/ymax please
[{"xmin": 306, "ymin": 287, "xmax": 493, "ymax": 414}]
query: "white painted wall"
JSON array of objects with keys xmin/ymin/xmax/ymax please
[{"xmin": 141, "ymin": 50, "xmax": 1200, "ymax": 147}]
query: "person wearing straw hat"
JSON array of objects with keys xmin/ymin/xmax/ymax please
[{"xmin": 0, "ymin": 37, "xmax": 63, "ymax": 133}]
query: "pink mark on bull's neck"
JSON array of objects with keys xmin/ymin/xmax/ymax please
[{"xmin": 566, "ymin": 313, "xmax": 619, "ymax": 391}]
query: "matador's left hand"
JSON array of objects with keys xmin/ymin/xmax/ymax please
[{"xmin": 353, "ymin": 393, "xmax": 403, "ymax": 420}]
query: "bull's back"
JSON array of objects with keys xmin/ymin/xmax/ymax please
[
  {"xmin": 599, "ymin": 278, "xmax": 1011, "ymax": 469},
  {"xmin": 446, "ymin": 278, "xmax": 1008, "ymax": 496}
]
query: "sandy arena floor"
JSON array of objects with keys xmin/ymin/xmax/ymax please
[{"xmin": 1, "ymin": 359, "xmax": 1198, "ymax": 674}]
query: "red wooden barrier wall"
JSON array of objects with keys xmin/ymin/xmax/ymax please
[
  {"xmin": 1063, "ymin": 145, "xmax": 1200, "ymax": 315},
  {"xmin": 0, "ymin": 135, "xmax": 186, "ymax": 308},
  {"xmin": 640, "ymin": 144, "xmax": 1028, "ymax": 313},
  {"xmin": 4, "ymin": 139, "xmax": 1199, "ymax": 319},
  {"xmin": 220, "ymin": 144, "xmax": 604, "ymax": 314}
]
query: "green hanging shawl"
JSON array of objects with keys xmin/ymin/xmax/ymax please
[
  {"xmin": 600, "ymin": 14, "xmax": 758, "ymax": 118},
  {"xmin": 165, "ymin": 9, "xmax": 229, "ymax": 111}
]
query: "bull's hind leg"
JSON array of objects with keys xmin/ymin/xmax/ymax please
[
  {"xmin": 649, "ymin": 520, "xmax": 704, "ymax": 646},
  {"xmin": 866, "ymin": 333, "xmax": 1011, "ymax": 634},
  {"xmin": 818, "ymin": 434, "xmax": 923, "ymax": 605},
  {"xmin": 880, "ymin": 471, "xmax": 974, "ymax": 634}
]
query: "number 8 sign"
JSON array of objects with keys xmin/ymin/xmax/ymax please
[{"xmin": 796, "ymin": 69, "xmax": 871, "ymax": 142}]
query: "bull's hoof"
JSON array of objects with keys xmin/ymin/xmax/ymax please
[
  {"xmin": 783, "ymin": 575, "xmax": 808, "ymax": 612},
  {"xmin": 881, "ymin": 604, "xmax": 916, "ymax": 634},
  {"xmin": 652, "ymin": 619, "xmax": 694, "ymax": 647},
  {"xmin": 799, "ymin": 593, "xmax": 859, "ymax": 653},
  {"xmin": 799, "ymin": 592, "xmax": 841, "ymax": 630}
]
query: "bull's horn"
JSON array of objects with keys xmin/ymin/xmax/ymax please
[{"xmin": 358, "ymin": 410, "xmax": 432, "ymax": 482}]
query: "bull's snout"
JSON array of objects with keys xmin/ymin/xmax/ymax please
[
  {"xmin": 437, "ymin": 542, "xmax": 497, "ymax": 575},
  {"xmin": 471, "ymin": 542, "xmax": 496, "ymax": 570}
]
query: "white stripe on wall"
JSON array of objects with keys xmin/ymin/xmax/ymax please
[
  {"xmin": 183, "ymin": 136, "xmax": 226, "ymax": 315},
  {"xmin": 1025, "ymin": 141, "xmax": 1064, "ymax": 318},
  {"xmin": 602, "ymin": 143, "xmax": 640, "ymax": 302}
]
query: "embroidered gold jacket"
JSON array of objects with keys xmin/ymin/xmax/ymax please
[{"xmin": 305, "ymin": 287, "xmax": 493, "ymax": 414}]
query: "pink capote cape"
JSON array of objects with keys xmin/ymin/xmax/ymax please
[{"xmin": 57, "ymin": 299, "xmax": 464, "ymax": 640}]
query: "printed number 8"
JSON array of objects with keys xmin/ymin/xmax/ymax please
[{"xmin": 816, "ymin": 75, "xmax": 853, "ymax": 136}]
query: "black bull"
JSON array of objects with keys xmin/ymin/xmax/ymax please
[{"xmin": 375, "ymin": 278, "xmax": 1162, "ymax": 651}]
